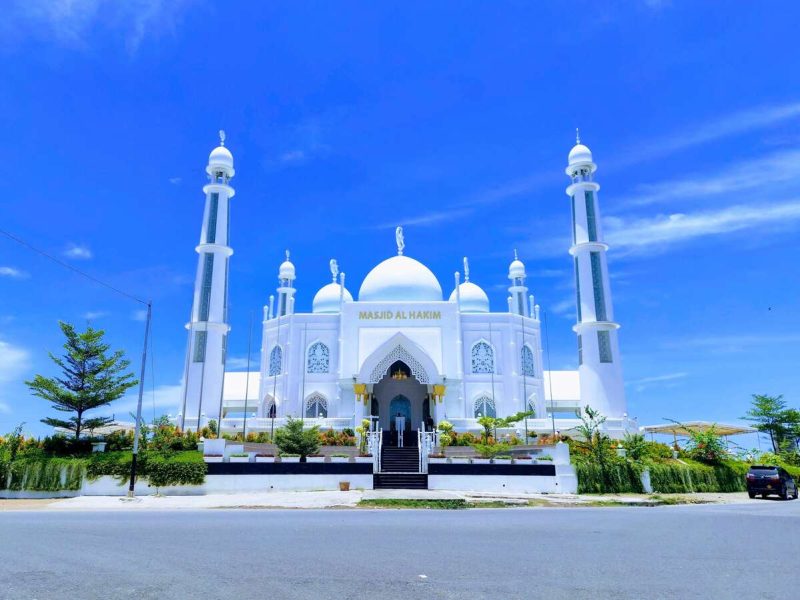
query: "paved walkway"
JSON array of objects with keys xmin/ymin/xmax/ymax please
[{"xmin": 0, "ymin": 490, "xmax": 754, "ymax": 511}]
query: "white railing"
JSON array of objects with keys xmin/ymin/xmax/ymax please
[
  {"xmin": 418, "ymin": 426, "xmax": 438, "ymax": 474},
  {"xmin": 366, "ymin": 429, "xmax": 382, "ymax": 473}
]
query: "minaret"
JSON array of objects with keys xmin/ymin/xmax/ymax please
[
  {"xmin": 566, "ymin": 131, "xmax": 626, "ymax": 418},
  {"xmin": 508, "ymin": 250, "xmax": 528, "ymax": 316},
  {"xmin": 277, "ymin": 251, "xmax": 296, "ymax": 316},
  {"xmin": 180, "ymin": 131, "xmax": 235, "ymax": 431}
]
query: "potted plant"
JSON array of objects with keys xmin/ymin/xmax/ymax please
[
  {"xmin": 329, "ymin": 453, "xmax": 350, "ymax": 463},
  {"xmin": 428, "ymin": 453, "xmax": 447, "ymax": 464},
  {"xmin": 307, "ymin": 454, "xmax": 325, "ymax": 463},
  {"xmin": 204, "ymin": 454, "xmax": 224, "ymax": 463},
  {"xmin": 255, "ymin": 453, "xmax": 275, "ymax": 463},
  {"xmin": 471, "ymin": 442, "xmax": 509, "ymax": 464},
  {"xmin": 449, "ymin": 455, "xmax": 470, "ymax": 464},
  {"xmin": 280, "ymin": 453, "xmax": 301, "ymax": 463},
  {"xmin": 513, "ymin": 454, "xmax": 532, "ymax": 464},
  {"xmin": 339, "ymin": 481, "xmax": 350, "ymax": 491},
  {"xmin": 535, "ymin": 454, "xmax": 553, "ymax": 464},
  {"xmin": 353, "ymin": 453, "xmax": 373, "ymax": 463},
  {"xmin": 493, "ymin": 454, "xmax": 512, "ymax": 464},
  {"xmin": 229, "ymin": 452, "xmax": 251, "ymax": 463}
]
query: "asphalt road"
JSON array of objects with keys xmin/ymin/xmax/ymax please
[{"xmin": 1, "ymin": 500, "xmax": 799, "ymax": 599}]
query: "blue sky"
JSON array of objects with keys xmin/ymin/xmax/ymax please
[{"xmin": 1, "ymin": 1, "xmax": 798, "ymax": 446}]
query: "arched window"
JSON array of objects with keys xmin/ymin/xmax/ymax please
[
  {"xmin": 305, "ymin": 393, "xmax": 328, "ymax": 418},
  {"xmin": 307, "ymin": 342, "xmax": 330, "ymax": 374},
  {"xmin": 474, "ymin": 395, "xmax": 496, "ymax": 418},
  {"xmin": 471, "ymin": 340, "xmax": 495, "ymax": 374},
  {"xmin": 268, "ymin": 346, "xmax": 282, "ymax": 376},
  {"xmin": 521, "ymin": 345, "xmax": 535, "ymax": 377},
  {"xmin": 263, "ymin": 396, "xmax": 276, "ymax": 418},
  {"xmin": 526, "ymin": 393, "xmax": 537, "ymax": 415}
]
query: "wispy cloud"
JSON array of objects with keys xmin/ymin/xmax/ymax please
[
  {"xmin": 169, "ymin": 177, "xmax": 182, "ymax": 185},
  {"xmin": 548, "ymin": 297, "xmax": 576, "ymax": 318},
  {"xmin": 131, "ymin": 309, "xmax": 148, "ymax": 322},
  {"xmin": 614, "ymin": 101, "xmax": 800, "ymax": 167},
  {"xmin": 623, "ymin": 149, "xmax": 800, "ymax": 207},
  {"xmin": 662, "ymin": 333, "xmax": 800, "ymax": 354},
  {"xmin": 278, "ymin": 150, "xmax": 306, "ymax": 164},
  {"xmin": 63, "ymin": 243, "xmax": 93, "ymax": 260},
  {"xmin": 604, "ymin": 200, "xmax": 800, "ymax": 254},
  {"xmin": 0, "ymin": 266, "xmax": 28, "ymax": 278},
  {"xmin": 82, "ymin": 310, "xmax": 109, "ymax": 320},
  {"xmin": 5, "ymin": 0, "xmax": 194, "ymax": 54},
  {"xmin": 372, "ymin": 207, "xmax": 475, "ymax": 230},
  {"xmin": 627, "ymin": 372, "xmax": 687, "ymax": 393}
]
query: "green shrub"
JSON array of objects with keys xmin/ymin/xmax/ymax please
[
  {"xmin": 1, "ymin": 457, "xmax": 87, "ymax": 491},
  {"xmin": 146, "ymin": 452, "xmax": 206, "ymax": 487},
  {"xmin": 576, "ymin": 461, "xmax": 644, "ymax": 494},
  {"xmin": 648, "ymin": 460, "xmax": 747, "ymax": 494}
]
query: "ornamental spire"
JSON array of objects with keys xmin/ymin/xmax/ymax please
[
  {"xmin": 285, "ymin": 249, "xmax": 290, "ymax": 261},
  {"xmin": 514, "ymin": 248, "xmax": 519, "ymax": 261},
  {"xmin": 329, "ymin": 258, "xmax": 339, "ymax": 282},
  {"xmin": 575, "ymin": 127, "xmax": 580, "ymax": 144},
  {"xmin": 395, "ymin": 226, "xmax": 405, "ymax": 256},
  {"xmin": 219, "ymin": 129, "xmax": 226, "ymax": 146},
  {"xmin": 463, "ymin": 256, "xmax": 470, "ymax": 282}
]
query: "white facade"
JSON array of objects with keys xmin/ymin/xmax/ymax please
[{"xmin": 179, "ymin": 134, "xmax": 632, "ymax": 436}]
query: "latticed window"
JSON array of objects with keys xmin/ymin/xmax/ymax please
[
  {"xmin": 598, "ymin": 331, "xmax": 613, "ymax": 363},
  {"xmin": 521, "ymin": 345, "xmax": 535, "ymax": 377},
  {"xmin": 585, "ymin": 191, "xmax": 597, "ymax": 242},
  {"xmin": 206, "ymin": 193, "xmax": 219, "ymax": 243},
  {"xmin": 471, "ymin": 341, "xmax": 495, "ymax": 374},
  {"xmin": 574, "ymin": 257, "xmax": 582, "ymax": 322},
  {"xmin": 307, "ymin": 342, "xmax": 330, "ymax": 374},
  {"xmin": 474, "ymin": 395, "xmax": 496, "ymax": 418},
  {"xmin": 590, "ymin": 252, "xmax": 607, "ymax": 321},
  {"xmin": 305, "ymin": 393, "xmax": 328, "ymax": 418},
  {"xmin": 198, "ymin": 253, "xmax": 214, "ymax": 321},
  {"xmin": 193, "ymin": 331, "xmax": 207, "ymax": 363},
  {"xmin": 268, "ymin": 345, "xmax": 282, "ymax": 376}
]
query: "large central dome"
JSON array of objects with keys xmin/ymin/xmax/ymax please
[{"xmin": 359, "ymin": 255, "xmax": 442, "ymax": 302}]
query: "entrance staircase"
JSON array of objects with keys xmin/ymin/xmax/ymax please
[{"xmin": 373, "ymin": 430, "xmax": 428, "ymax": 490}]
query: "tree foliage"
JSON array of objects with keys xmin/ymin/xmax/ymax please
[
  {"xmin": 26, "ymin": 322, "xmax": 138, "ymax": 439},
  {"xmin": 274, "ymin": 417, "xmax": 321, "ymax": 461},
  {"xmin": 743, "ymin": 394, "xmax": 790, "ymax": 453}
]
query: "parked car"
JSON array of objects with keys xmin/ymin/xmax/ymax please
[{"xmin": 746, "ymin": 465, "xmax": 798, "ymax": 500}]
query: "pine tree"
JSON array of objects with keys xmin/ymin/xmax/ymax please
[{"xmin": 26, "ymin": 322, "xmax": 138, "ymax": 439}]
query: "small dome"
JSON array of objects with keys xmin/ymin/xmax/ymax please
[
  {"xmin": 209, "ymin": 144, "xmax": 234, "ymax": 169},
  {"xmin": 279, "ymin": 259, "xmax": 295, "ymax": 281},
  {"xmin": 509, "ymin": 258, "xmax": 526, "ymax": 280},
  {"xmin": 449, "ymin": 281, "xmax": 490, "ymax": 313},
  {"xmin": 568, "ymin": 143, "xmax": 592, "ymax": 166},
  {"xmin": 359, "ymin": 255, "xmax": 442, "ymax": 302},
  {"xmin": 313, "ymin": 282, "xmax": 353, "ymax": 313}
]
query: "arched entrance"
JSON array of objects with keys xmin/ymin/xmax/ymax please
[{"xmin": 372, "ymin": 360, "xmax": 430, "ymax": 434}]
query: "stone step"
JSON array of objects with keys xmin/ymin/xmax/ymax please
[{"xmin": 373, "ymin": 473, "xmax": 428, "ymax": 490}]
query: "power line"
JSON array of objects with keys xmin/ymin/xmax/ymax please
[{"xmin": 0, "ymin": 229, "xmax": 148, "ymax": 305}]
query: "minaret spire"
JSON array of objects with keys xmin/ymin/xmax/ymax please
[
  {"xmin": 566, "ymin": 136, "xmax": 626, "ymax": 420},
  {"xmin": 180, "ymin": 133, "xmax": 236, "ymax": 431},
  {"xmin": 463, "ymin": 257, "xmax": 470, "ymax": 282}
]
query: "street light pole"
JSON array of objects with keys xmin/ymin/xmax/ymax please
[{"xmin": 128, "ymin": 301, "xmax": 152, "ymax": 498}]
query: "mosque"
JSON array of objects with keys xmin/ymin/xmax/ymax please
[{"xmin": 177, "ymin": 132, "xmax": 633, "ymax": 438}]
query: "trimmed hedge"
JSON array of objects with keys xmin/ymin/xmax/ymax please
[
  {"xmin": 0, "ymin": 457, "xmax": 87, "ymax": 491},
  {"xmin": 575, "ymin": 458, "xmax": 752, "ymax": 495},
  {"xmin": 2, "ymin": 451, "xmax": 206, "ymax": 491},
  {"xmin": 575, "ymin": 461, "xmax": 645, "ymax": 494}
]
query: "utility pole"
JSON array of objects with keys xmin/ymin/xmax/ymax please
[{"xmin": 128, "ymin": 301, "xmax": 152, "ymax": 498}]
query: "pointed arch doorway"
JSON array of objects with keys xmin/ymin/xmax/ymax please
[{"xmin": 372, "ymin": 360, "xmax": 431, "ymax": 439}]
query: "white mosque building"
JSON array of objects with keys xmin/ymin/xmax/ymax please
[{"xmin": 177, "ymin": 132, "xmax": 633, "ymax": 437}]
